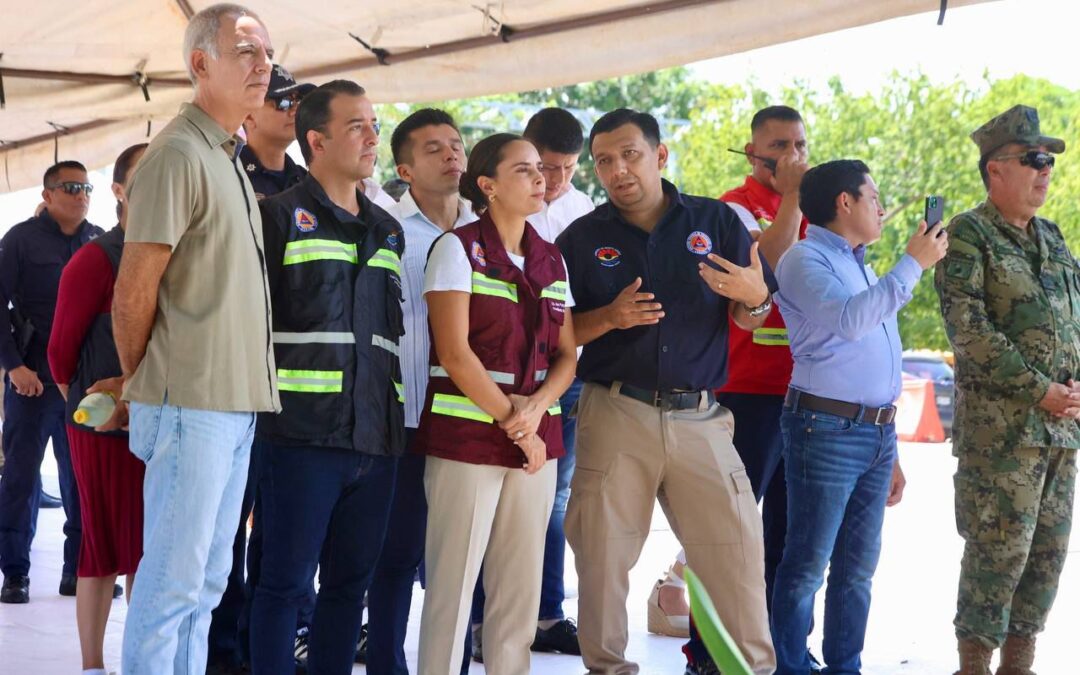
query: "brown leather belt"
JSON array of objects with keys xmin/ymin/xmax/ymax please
[{"xmin": 784, "ymin": 388, "xmax": 896, "ymax": 426}]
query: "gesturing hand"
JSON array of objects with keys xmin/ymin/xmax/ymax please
[
  {"xmin": 698, "ymin": 241, "xmax": 770, "ymax": 307},
  {"xmin": 906, "ymin": 220, "xmax": 949, "ymax": 270},
  {"xmin": 605, "ymin": 277, "xmax": 664, "ymax": 330}
]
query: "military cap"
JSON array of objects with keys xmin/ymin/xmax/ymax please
[
  {"xmin": 267, "ymin": 64, "xmax": 315, "ymax": 100},
  {"xmin": 971, "ymin": 105, "xmax": 1065, "ymax": 158}
]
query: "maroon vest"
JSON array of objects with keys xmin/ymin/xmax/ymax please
[{"xmin": 415, "ymin": 213, "xmax": 567, "ymax": 468}]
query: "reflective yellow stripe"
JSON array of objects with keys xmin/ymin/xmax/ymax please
[
  {"xmin": 471, "ymin": 272, "xmax": 518, "ymax": 303},
  {"xmin": 429, "ymin": 365, "xmax": 514, "ymax": 386},
  {"xmin": 540, "ymin": 280, "xmax": 568, "ymax": 301},
  {"xmin": 393, "ymin": 380, "xmax": 405, "ymax": 403},
  {"xmin": 547, "ymin": 402, "xmax": 562, "ymax": 416},
  {"xmin": 430, "ymin": 393, "xmax": 494, "ymax": 423},
  {"xmin": 368, "ymin": 247, "xmax": 401, "ymax": 274},
  {"xmin": 277, "ymin": 369, "xmax": 343, "ymax": 393},
  {"xmin": 283, "ymin": 239, "xmax": 358, "ymax": 265},
  {"xmin": 752, "ymin": 327, "xmax": 789, "ymax": 346}
]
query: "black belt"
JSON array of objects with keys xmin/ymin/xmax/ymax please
[
  {"xmin": 597, "ymin": 381, "xmax": 715, "ymax": 411},
  {"xmin": 784, "ymin": 388, "xmax": 896, "ymax": 426}
]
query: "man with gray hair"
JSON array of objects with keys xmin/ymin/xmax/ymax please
[{"xmin": 112, "ymin": 4, "xmax": 279, "ymax": 673}]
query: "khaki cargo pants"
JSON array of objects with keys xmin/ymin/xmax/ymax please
[{"xmin": 566, "ymin": 382, "xmax": 775, "ymax": 674}]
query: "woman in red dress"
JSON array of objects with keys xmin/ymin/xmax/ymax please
[{"xmin": 48, "ymin": 143, "xmax": 147, "ymax": 675}]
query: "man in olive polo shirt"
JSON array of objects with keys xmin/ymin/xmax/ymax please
[{"xmin": 111, "ymin": 5, "xmax": 280, "ymax": 673}]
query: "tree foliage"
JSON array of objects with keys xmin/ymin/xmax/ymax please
[{"xmin": 379, "ymin": 70, "xmax": 1080, "ymax": 348}]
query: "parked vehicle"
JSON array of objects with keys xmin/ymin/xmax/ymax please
[{"xmin": 901, "ymin": 352, "xmax": 955, "ymax": 437}]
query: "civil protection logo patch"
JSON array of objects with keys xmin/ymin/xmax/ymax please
[
  {"xmin": 294, "ymin": 208, "xmax": 318, "ymax": 233},
  {"xmin": 595, "ymin": 246, "xmax": 621, "ymax": 267},
  {"xmin": 686, "ymin": 231, "xmax": 712, "ymax": 255},
  {"xmin": 387, "ymin": 233, "xmax": 399, "ymax": 247},
  {"xmin": 471, "ymin": 241, "xmax": 487, "ymax": 267}
]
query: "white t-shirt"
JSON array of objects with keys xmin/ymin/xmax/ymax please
[{"xmin": 424, "ymin": 233, "xmax": 574, "ymax": 308}]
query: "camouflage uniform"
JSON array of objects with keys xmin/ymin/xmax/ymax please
[{"xmin": 935, "ymin": 106, "xmax": 1080, "ymax": 651}]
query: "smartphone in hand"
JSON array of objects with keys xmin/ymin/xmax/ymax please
[{"xmin": 924, "ymin": 195, "xmax": 945, "ymax": 237}]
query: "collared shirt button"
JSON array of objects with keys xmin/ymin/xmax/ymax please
[{"xmin": 662, "ymin": 345, "xmax": 669, "ymax": 353}]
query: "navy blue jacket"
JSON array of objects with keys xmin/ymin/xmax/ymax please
[
  {"xmin": 240, "ymin": 144, "xmax": 307, "ymax": 200},
  {"xmin": 0, "ymin": 210, "xmax": 103, "ymax": 384}
]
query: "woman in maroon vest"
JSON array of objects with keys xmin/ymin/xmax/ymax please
[
  {"xmin": 48, "ymin": 143, "xmax": 147, "ymax": 675},
  {"xmin": 415, "ymin": 133, "xmax": 577, "ymax": 675}
]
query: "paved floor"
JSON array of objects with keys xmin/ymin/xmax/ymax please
[{"xmin": 1, "ymin": 441, "xmax": 1078, "ymax": 673}]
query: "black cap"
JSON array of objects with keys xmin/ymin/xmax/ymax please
[{"xmin": 268, "ymin": 64, "xmax": 315, "ymax": 100}]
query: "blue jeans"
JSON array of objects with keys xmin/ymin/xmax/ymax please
[
  {"xmin": 121, "ymin": 402, "xmax": 255, "ymax": 675},
  {"xmin": 770, "ymin": 407, "xmax": 897, "ymax": 675},
  {"xmin": 249, "ymin": 443, "xmax": 396, "ymax": 675},
  {"xmin": 541, "ymin": 376, "xmax": 581, "ymax": 620},
  {"xmin": 0, "ymin": 381, "xmax": 81, "ymax": 578}
]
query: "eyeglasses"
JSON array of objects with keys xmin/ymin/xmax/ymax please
[
  {"xmin": 269, "ymin": 93, "xmax": 303, "ymax": 112},
  {"xmin": 993, "ymin": 150, "xmax": 1056, "ymax": 171},
  {"xmin": 47, "ymin": 181, "xmax": 94, "ymax": 196}
]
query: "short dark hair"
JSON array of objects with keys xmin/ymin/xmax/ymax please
[
  {"xmin": 978, "ymin": 154, "xmax": 991, "ymax": 190},
  {"xmin": 43, "ymin": 161, "xmax": 87, "ymax": 188},
  {"xmin": 390, "ymin": 108, "xmax": 459, "ymax": 165},
  {"xmin": 459, "ymin": 133, "xmax": 521, "ymax": 214},
  {"xmin": 588, "ymin": 108, "xmax": 661, "ymax": 154},
  {"xmin": 295, "ymin": 79, "xmax": 367, "ymax": 164},
  {"xmin": 523, "ymin": 108, "xmax": 584, "ymax": 155},
  {"xmin": 113, "ymin": 143, "xmax": 149, "ymax": 186},
  {"xmin": 750, "ymin": 105, "xmax": 803, "ymax": 133},
  {"xmin": 798, "ymin": 159, "xmax": 871, "ymax": 226},
  {"xmin": 113, "ymin": 143, "xmax": 149, "ymax": 219}
]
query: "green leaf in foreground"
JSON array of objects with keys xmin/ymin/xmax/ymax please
[{"xmin": 684, "ymin": 566, "xmax": 753, "ymax": 675}]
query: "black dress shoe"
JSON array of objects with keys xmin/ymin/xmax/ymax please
[
  {"xmin": 1, "ymin": 575, "xmax": 30, "ymax": 603},
  {"xmin": 684, "ymin": 659, "xmax": 722, "ymax": 675},
  {"xmin": 531, "ymin": 618, "xmax": 582, "ymax": 655},
  {"xmin": 39, "ymin": 490, "xmax": 62, "ymax": 509}
]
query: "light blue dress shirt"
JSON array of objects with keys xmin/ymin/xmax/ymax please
[
  {"xmin": 774, "ymin": 224, "xmax": 923, "ymax": 407},
  {"xmin": 388, "ymin": 189, "xmax": 476, "ymax": 428}
]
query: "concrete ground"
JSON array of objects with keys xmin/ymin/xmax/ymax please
[{"xmin": 1, "ymin": 441, "xmax": 1077, "ymax": 673}]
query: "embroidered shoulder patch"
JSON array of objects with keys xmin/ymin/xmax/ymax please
[{"xmin": 294, "ymin": 208, "xmax": 318, "ymax": 233}]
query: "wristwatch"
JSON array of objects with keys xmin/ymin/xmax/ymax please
[{"xmin": 745, "ymin": 295, "xmax": 773, "ymax": 318}]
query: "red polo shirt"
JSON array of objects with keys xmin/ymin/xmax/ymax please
[{"xmin": 719, "ymin": 176, "xmax": 809, "ymax": 396}]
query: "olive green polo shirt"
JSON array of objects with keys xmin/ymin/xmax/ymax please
[{"xmin": 124, "ymin": 102, "xmax": 280, "ymax": 412}]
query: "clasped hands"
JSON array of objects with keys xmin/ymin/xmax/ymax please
[
  {"xmin": 500, "ymin": 393, "xmax": 548, "ymax": 474},
  {"xmin": 1039, "ymin": 379, "xmax": 1080, "ymax": 420}
]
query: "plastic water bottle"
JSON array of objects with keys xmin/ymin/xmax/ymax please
[{"xmin": 73, "ymin": 392, "xmax": 116, "ymax": 427}]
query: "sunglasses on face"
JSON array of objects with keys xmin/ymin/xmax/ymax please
[
  {"xmin": 269, "ymin": 93, "xmax": 303, "ymax": 112},
  {"xmin": 48, "ymin": 181, "xmax": 94, "ymax": 196},
  {"xmin": 994, "ymin": 150, "xmax": 1056, "ymax": 171}
]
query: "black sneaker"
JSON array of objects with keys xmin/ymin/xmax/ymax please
[
  {"xmin": 354, "ymin": 623, "xmax": 369, "ymax": 664},
  {"xmin": 531, "ymin": 618, "xmax": 581, "ymax": 655},
  {"xmin": 1, "ymin": 575, "xmax": 29, "ymax": 604},
  {"xmin": 58, "ymin": 574, "xmax": 122, "ymax": 598},
  {"xmin": 684, "ymin": 658, "xmax": 722, "ymax": 675},
  {"xmin": 294, "ymin": 626, "xmax": 309, "ymax": 673}
]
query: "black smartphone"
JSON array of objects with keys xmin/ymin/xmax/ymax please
[
  {"xmin": 727, "ymin": 148, "xmax": 777, "ymax": 173},
  {"xmin": 924, "ymin": 195, "xmax": 945, "ymax": 236}
]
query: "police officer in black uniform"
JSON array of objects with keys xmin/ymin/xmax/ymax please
[
  {"xmin": 247, "ymin": 80, "xmax": 406, "ymax": 675},
  {"xmin": 0, "ymin": 161, "xmax": 102, "ymax": 603},
  {"xmin": 240, "ymin": 64, "xmax": 313, "ymax": 199}
]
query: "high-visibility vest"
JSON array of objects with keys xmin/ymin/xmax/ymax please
[
  {"xmin": 415, "ymin": 213, "xmax": 567, "ymax": 468},
  {"xmin": 256, "ymin": 175, "xmax": 406, "ymax": 456}
]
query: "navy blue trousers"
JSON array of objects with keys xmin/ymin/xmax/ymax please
[
  {"xmin": 0, "ymin": 380, "xmax": 80, "ymax": 578},
  {"xmin": 249, "ymin": 443, "xmax": 396, "ymax": 675}
]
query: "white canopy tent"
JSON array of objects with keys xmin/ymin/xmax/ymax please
[{"xmin": 0, "ymin": 0, "xmax": 990, "ymax": 192}]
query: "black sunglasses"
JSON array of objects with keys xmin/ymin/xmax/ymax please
[
  {"xmin": 269, "ymin": 93, "xmax": 303, "ymax": 112},
  {"xmin": 47, "ymin": 181, "xmax": 94, "ymax": 196},
  {"xmin": 994, "ymin": 150, "xmax": 1056, "ymax": 171}
]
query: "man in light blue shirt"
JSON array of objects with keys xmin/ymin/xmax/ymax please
[
  {"xmin": 769, "ymin": 159, "xmax": 948, "ymax": 674},
  {"xmin": 366, "ymin": 108, "xmax": 475, "ymax": 675}
]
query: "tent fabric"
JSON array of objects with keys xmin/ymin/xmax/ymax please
[{"xmin": 0, "ymin": 0, "xmax": 988, "ymax": 192}]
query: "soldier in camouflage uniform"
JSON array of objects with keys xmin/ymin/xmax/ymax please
[{"xmin": 935, "ymin": 105, "xmax": 1080, "ymax": 675}]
